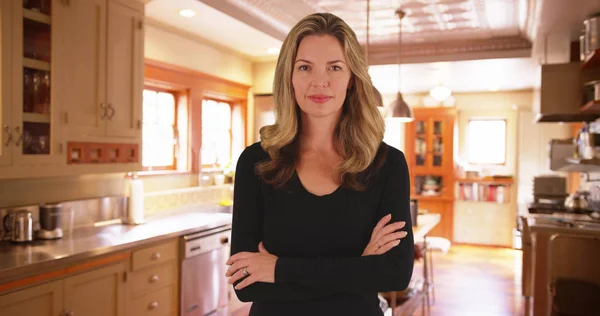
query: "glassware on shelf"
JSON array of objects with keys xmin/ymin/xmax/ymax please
[
  {"xmin": 416, "ymin": 121, "xmax": 426, "ymax": 134},
  {"xmin": 23, "ymin": 69, "xmax": 34, "ymax": 113},
  {"xmin": 433, "ymin": 121, "xmax": 443, "ymax": 134},
  {"xmin": 22, "ymin": 122, "xmax": 50, "ymax": 155},
  {"xmin": 23, "ymin": 19, "xmax": 51, "ymax": 62}
]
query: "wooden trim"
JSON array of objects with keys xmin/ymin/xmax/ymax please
[
  {"xmin": 0, "ymin": 252, "xmax": 130, "ymax": 293},
  {"xmin": 452, "ymin": 242, "xmax": 514, "ymax": 249},
  {"xmin": 145, "ymin": 59, "xmax": 249, "ymax": 173},
  {"xmin": 145, "ymin": 59, "xmax": 250, "ymax": 96}
]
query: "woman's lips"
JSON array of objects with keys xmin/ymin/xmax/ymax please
[{"xmin": 308, "ymin": 95, "xmax": 332, "ymax": 103}]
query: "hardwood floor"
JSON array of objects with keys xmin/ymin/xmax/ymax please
[{"xmin": 411, "ymin": 245, "xmax": 525, "ymax": 316}]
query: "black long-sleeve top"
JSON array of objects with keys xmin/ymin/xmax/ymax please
[{"xmin": 230, "ymin": 141, "xmax": 414, "ymax": 316}]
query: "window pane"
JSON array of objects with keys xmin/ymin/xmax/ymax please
[
  {"xmin": 467, "ymin": 120, "xmax": 506, "ymax": 164},
  {"xmin": 142, "ymin": 88, "xmax": 177, "ymax": 169},
  {"xmin": 143, "ymin": 90, "xmax": 157, "ymax": 124},
  {"xmin": 201, "ymin": 100, "xmax": 232, "ymax": 167},
  {"xmin": 157, "ymin": 92, "xmax": 175, "ymax": 125}
]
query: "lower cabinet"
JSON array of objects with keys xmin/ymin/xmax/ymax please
[
  {"xmin": 0, "ymin": 261, "xmax": 127, "ymax": 316},
  {"xmin": 0, "ymin": 239, "xmax": 180, "ymax": 316}
]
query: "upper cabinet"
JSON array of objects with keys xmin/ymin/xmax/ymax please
[
  {"xmin": 57, "ymin": 0, "xmax": 143, "ymax": 141},
  {"xmin": 0, "ymin": 0, "xmax": 144, "ymax": 179},
  {"xmin": 0, "ymin": 0, "xmax": 13, "ymax": 168}
]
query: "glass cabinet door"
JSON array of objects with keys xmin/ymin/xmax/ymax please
[
  {"xmin": 21, "ymin": 1, "xmax": 52, "ymax": 156},
  {"xmin": 432, "ymin": 119, "xmax": 444, "ymax": 167},
  {"xmin": 414, "ymin": 119, "xmax": 427, "ymax": 167},
  {"xmin": 13, "ymin": 0, "xmax": 59, "ymax": 165}
]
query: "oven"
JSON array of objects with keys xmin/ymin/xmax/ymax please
[{"xmin": 181, "ymin": 225, "xmax": 231, "ymax": 316}]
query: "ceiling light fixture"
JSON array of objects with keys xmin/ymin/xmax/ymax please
[
  {"xmin": 266, "ymin": 47, "xmax": 280, "ymax": 55},
  {"xmin": 387, "ymin": 6, "xmax": 413, "ymax": 122},
  {"xmin": 429, "ymin": 85, "xmax": 452, "ymax": 102},
  {"xmin": 178, "ymin": 9, "xmax": 196, "ymax": 18}
]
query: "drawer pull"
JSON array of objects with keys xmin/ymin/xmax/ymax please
[
  {"xmin": 151, "ymin": 252, "xmax": 161, "ymax": 260},
  {"xmin": 148, "ymin": 301, "xmax": 159, "ymax": 310},
  {"xmin": 149, "ymin": 274, "xmax": 159, "ymax": 283}
]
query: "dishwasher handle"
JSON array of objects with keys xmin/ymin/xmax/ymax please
[{"xmin": 183, "ymin": 230, "xmax": 231, "ymax": 258}]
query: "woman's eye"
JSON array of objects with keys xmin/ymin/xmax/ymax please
[
  {"xmin": 330, "ymin": 65, "xmax": 342, "ymax": 71},
  {"xmin": 298, "ymin": 65, "xmax": 309, "ymax": 71}
]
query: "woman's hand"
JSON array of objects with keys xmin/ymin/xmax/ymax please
[
  {"xmin": 362, "ymin": 214, "xmax": 408, "ymax": 256},
  {"xmin": 226, "ymin": 242, "xmax": 278, "ymax": 290}
]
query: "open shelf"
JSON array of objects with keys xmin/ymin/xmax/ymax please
[
  {"xmin": 456, "ymin": 177, "xmax": 514, "ymax": 185},
  {"xmin": 582, "ymin": 49, "xmax": 600, "ymax": 70},
  {"xmin": 580, "ymin": 100, "xmax": 600, "ymax": 113},
  {"xmin": 23, "ymin": 58, "xmax": 50, "ymax": 71},
  {"xmin": 23, "ymin": 112, "xmax": 50, "ymax": 123},
  {"xmin": 23, "ymin": 9, "xmax": 50, "ymax": 25}
]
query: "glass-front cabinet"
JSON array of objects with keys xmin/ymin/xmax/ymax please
[
  {"xmin": 0, "ymin": 0, "xmax": 12, "ymax": 167},
  {"xmin": 405, "ymin": 108, "xmax": 455, "ymax": 199},
  {"xmin": 0, "ymin": 0, "xmax": 62, "ymax": 168}
]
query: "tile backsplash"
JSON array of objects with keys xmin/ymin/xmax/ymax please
[{"xmin": 144, "ymin": 185, "xmax": 232, "ymax": 216}]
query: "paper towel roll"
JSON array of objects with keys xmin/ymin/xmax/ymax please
[{"xmin": 127, "ymin": 176, "xmax": 145, "ymax": 225}]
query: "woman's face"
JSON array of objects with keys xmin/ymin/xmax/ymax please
[{"xmin": 292, "ymin": 34, "xmax": 352, "ymax": 119}]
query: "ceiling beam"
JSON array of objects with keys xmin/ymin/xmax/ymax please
[{"xmin": 196, "ymin": 0, "xmax": 289, "ymax": 41}]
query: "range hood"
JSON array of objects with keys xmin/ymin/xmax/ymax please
[{"xmin": 534, "ymin": 63, "xmax": 600, "ymax": 123}]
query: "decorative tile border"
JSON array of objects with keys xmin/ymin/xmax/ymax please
[{"xmin": 144, "ymin": 185, "xmax": 233, "ymax": 216}]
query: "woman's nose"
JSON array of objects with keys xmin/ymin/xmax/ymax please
[{"xmin": 310, "ymin": 72, "xmax": 329, "ymax": 88}]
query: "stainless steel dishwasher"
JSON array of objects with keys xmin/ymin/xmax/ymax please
[{"xmin": 181, "ymin": 225, "xmax": 232, "ymax": 316}]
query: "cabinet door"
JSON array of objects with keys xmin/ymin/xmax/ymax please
[
  {"xmin": 0, "ymin": 280, "xmax": 63, "ymax": 316},
  {"xmin": 105, "ymin": 0, "xmax": 143, "ymax": 139},
  {"xmin": 411, "ymin": 118, "xmax": 429, "ymax": 174},
  {"xmin": 57, "ymin": 0, "xmax": 107, "ymax": 138},
  {"xmin": 0, "ymin": 0, "xmax": 12, "ymax": 167},
  {"xmin": 64, "ymin": 261, "xmax": 127, "ymax": 316}
]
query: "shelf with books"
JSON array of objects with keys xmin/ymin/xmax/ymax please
[{"xmin": 456, "ymin": 180, "xmax": 512, "ymax": 204}]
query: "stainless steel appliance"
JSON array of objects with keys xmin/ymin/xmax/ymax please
[
  {"xmin": 548, "ymin": 138, "xmax": 600, "ymax": 173},
  {"xmin": 38, "ymin": 203, "xmax": 63, "ymax": 240},
  {"xmin": 181, "ymin": 226, "xmax": 231, "ymax": 316},
  {"xmin": 2, "ymin": 210, "xmax": 34, "ymax": 243}
]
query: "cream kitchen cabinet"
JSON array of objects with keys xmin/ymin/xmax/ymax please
[
  {"xmin": 56, "ymin": 0, "xmax": 143, "ymax": 142},
  {"xmin": 0, "ymin": 280, "xmax": 63, "ymax": 316},
  {"xmin": 0, "ymin": 261, "xmax": 127, "ymax": 316},
  {"xmin": 0, "ymin": 0, "xmax": 64, "ymax": 173}
]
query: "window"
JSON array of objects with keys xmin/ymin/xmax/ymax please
[
  {"xmin": 201, "ymin": 99, "xmax": 232, "ymax": 168},
  {"xmin": 467, "ymin": 119, "xmax": 506, "ymax": 165},
  {"xmin": 142, "ymin": 88, "xmax": 178, "ymax": 170}
]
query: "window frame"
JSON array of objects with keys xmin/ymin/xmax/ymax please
[{"xmin": 466, "ymin": 118, "xmax": 507, "ymax": 165}]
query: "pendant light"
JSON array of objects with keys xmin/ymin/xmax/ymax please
[{"xmin": 388, "ymin": 7, "xmax": 413, "ymax": 122}]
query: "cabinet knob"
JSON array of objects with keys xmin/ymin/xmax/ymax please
[
  {"xmin": 148, "ymin": 301, "xmax": 159, "ymax": 311},
  {"xmin": 220, "ymin": 236, "xmax": 229, "ymax": 244},
  {"xmin": 3, "ymin": 126, "xmax": 12, "ymax": 147},
  {"xmin": 149, "ymin": 274, "xmax": 159, "ymax": 284},
  {"xmin": 151, "ymin": 252, "xmax": 161, "ymax": 260}
]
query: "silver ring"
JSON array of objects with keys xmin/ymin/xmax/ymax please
[{"xmin": 242, "ymin": 268, "xmax": 249, "ymax": 277}]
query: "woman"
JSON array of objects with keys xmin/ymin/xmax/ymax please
[{"xmin": 226, "ymin": 12, "xmax": 414, "ymax": 316}]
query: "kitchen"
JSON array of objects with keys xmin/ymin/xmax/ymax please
[{"xmin": 1, "ymin": 0, "xmax": 600, "ymax": 315}]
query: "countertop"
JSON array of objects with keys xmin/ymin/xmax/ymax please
[
  {"xmin": 413, "ymin": 213, "xmax": 441, "ymax": 240},
  {"xmin": 0, "ymin": 206, "xmax": 232, "ymax": 285},
  {"xmin": 526, "ymin": 213, "xmax": 600, "ymax": 237}
]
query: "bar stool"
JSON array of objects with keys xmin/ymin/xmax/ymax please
[{"xmin": 415, "ymin": 236, "xmax": 450, "ymax": 307}]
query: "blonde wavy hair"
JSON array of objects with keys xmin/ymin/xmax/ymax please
[{"xmin": 258, "ymin": 12, "xmax": 386, "ymax": 191}]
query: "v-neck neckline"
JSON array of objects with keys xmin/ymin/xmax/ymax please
[{"xmin": 293, "ymin": 171, "xmax": 342, "ymax": 198}]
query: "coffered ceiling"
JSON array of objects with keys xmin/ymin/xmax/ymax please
[{"xmin": 197, "ymin": 0, "xmax": 533, "ymax": 64}]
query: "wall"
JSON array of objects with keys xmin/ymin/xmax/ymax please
[
  {"xmin": 145, "ymin": 24, "xmax": 253, "ymax": 86},
  {"xmin": 252, "ymin": 61, "xmax": 277, "ymax": 94},
  {"xmin": 0, "ymin": 23, "xmax": 255, "ymax": 208}
]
